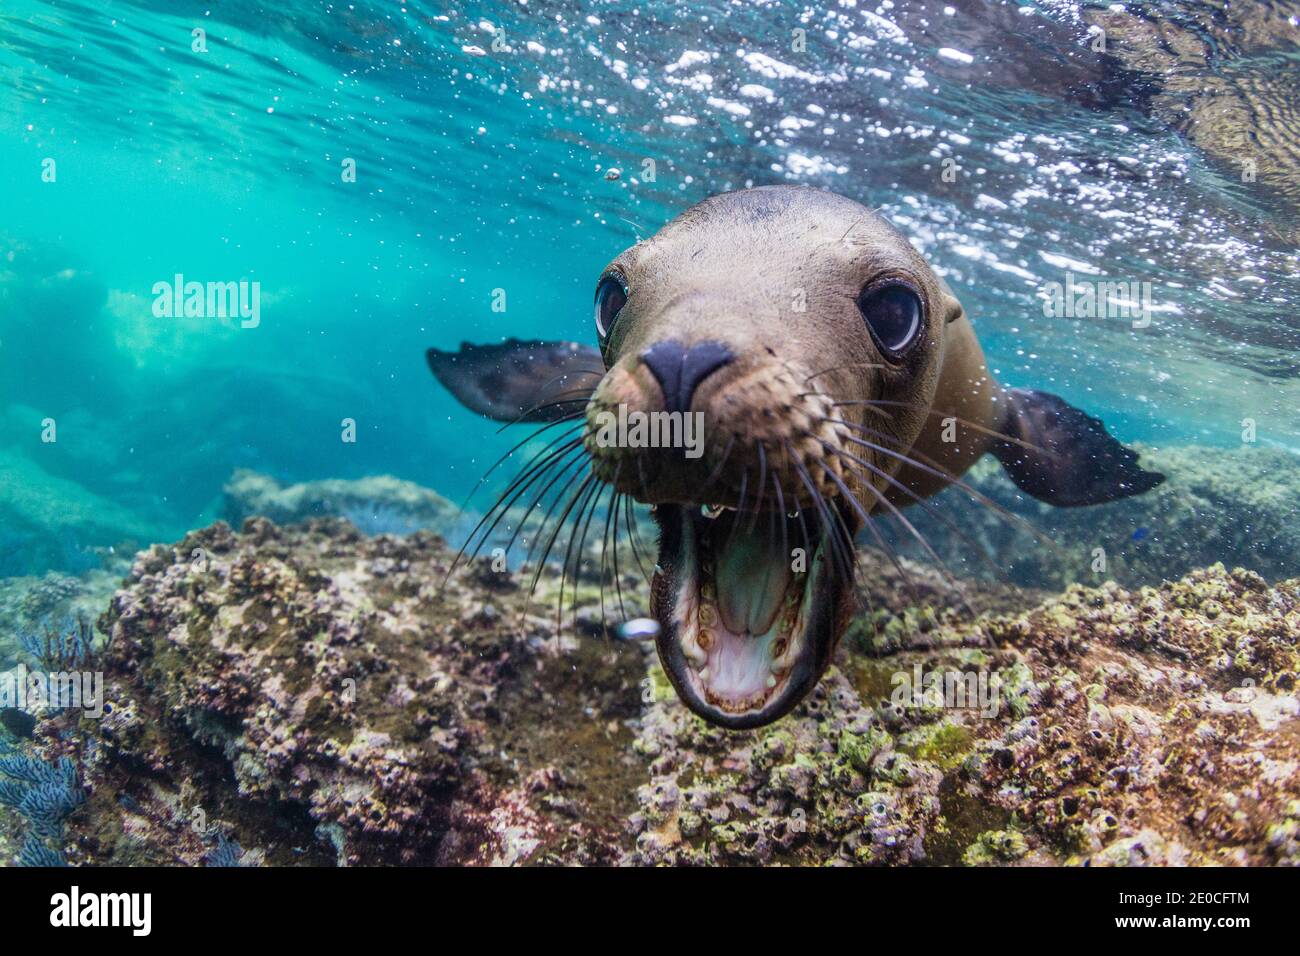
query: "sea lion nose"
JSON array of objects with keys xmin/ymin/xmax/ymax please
[{"xmin": 640, "ymin": 339, "xmax": 734, "ymax": 414}]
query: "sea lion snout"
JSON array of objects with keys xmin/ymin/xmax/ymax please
[
  {"xmin": 639, "ymin": 339, "xmax": 734, "ymax": 415},
  {"xmin": 583, "ymin": 340, "xmax": 850, "ymax": 510}
]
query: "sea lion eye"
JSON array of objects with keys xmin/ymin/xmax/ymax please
[
  {"xmin": 857, "ymin": 283, "xmax": 922, "ymax": 357},
  {"xmin": 594, "ymin": 276, "xmax": 628, "ymax": 339}
]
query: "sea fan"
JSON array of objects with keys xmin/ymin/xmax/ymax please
[
  {"xmin": 204, "ymin": 835, "xmax": 246, "ymax": 867},
  {"xmin": 0, "ymin": 752, "xmax": 85, "ymax": 847},
  {"xmin": 18, "ymin": 834, "xmax": 67, "ymax": 867},
  {"xmin": 19, "ymin": 616, "xmax": 101, "ymax": 672}
]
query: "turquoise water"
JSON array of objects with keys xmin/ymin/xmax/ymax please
[{"xmin": 1, "ymin": 0, "xmax": 1297, "ymax": 575}]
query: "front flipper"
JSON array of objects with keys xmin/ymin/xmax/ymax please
[
  {"xmin": 991, "ymin": 388, "xmax": 1164, "ymax": 507},
  {"xmin": 426, "ymin": 338, "xmax": 604, "ymax": 423}
]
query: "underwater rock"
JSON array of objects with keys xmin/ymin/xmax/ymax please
[
  {"xmin": 630, "ymin": 561, "xmax": 1300, "ymax": 866},
  {"xmin": 38, "ymin": 518, "xmax": 644, "ymax": 865},
  {"xmin": 890, "ymin": 444, "xmax": 1300, "ymax": 591},
  {"xmin": 0, "ymin": 448, "xmax": 157, "ymax": 578},
  {"xmin": 221, "ymin": 469, "xmax": 458, "ymax": 537},
  {"xmin": 22, "ymin": 515, "xmax": 1300, "ymax": 866}
]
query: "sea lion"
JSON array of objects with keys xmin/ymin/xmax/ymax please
[{"xmin": 427, "ymin": 185, "xmax": 1164, "ymax": 729}]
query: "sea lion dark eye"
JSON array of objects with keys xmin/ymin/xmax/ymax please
[
  {"xmin": 594, "ymin": 276, "xmax": 628, "ymax": 339},
  {"xmin": 857, "ymin": 283, "xmax": 922, "ymax": 357}
]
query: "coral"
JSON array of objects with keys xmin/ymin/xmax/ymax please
[
  {"xmin": 19, "ymin": 833, "xmax": 67, "ymax": 867},
  {"xmin": 962, "ymin": 829, "xmax": 1029, "ymax": 866},
  {"xmin": 41, "ymin": 518, "xmax": 643, "ymax": 865},
  {"xmin": 628, "ymin": 666, "xmax": 943, "ymax": 865}
]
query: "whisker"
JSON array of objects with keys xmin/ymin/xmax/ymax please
[
  {"xmin": 820, "ymin": 438, "xmax": 1005, "ymax": 585},
  {"xmin": 624, "ymin": 495, "xmax": 653, "ymax": 584},
  {"xmin": 723, "ymin": 466, "xmax": 750, "ymax": 557},
  {"xmin": 771, "ymin": 472, "xmax": 790, "ymax": 572},
  {"xmin": 496, "ymin": 391, "xmax": 592, "ymax": 433},
  {"xmin": 799, "ymin": 361, "xmax": 889, "ymax": 390},
  {"xmin": 604, "ymin": 480, "xmax": 629, "ymax": 625},
  {"xmin": 824, "ymin": 417, "xmax": 1065, "ymax": 556},
  {"xmin": 526, "ymin": 471, "xmax": 598, "ymax": 622},
  {"xmin": 501, "ymin": 443, "xmax": 591, "ymax": 558},
  {"xmin": 494, "ymin": 368, "xmax": 603, "ymax": 430},
  {"xmin": 561, "ymin": 477, "xmax": 606, "ymax": 636},
  {"xmin": 467, "ymin": 418, "xmax": 584, "ymax": 507},
  {"xmin": 698, "ymin": 433, "xmax": 736, "ymax": 501},
  {"xmin": 784, "ymin": 441, "xmax": 853, "ymax": 587},
  {"xmin": 749, "ymin": 442, "xmax": 768, "ymax": 534},
  {"xmin": 814, "ymin": 457, "xmax": 924, "ymax": 607},
  {"xmin": 808, "ymin": 430, "xmax": 1004, "ymax": 577},
  {"xmin": 832, "ymin": 399, "xmax": 1058, "ymax": 460},
  {"xmin": 442, "ymin": 435, "xmax": 586, "ymax": 585},
  {"xmin": 816, "ymin": 452, "xmax": 973, "ymax": 616}
]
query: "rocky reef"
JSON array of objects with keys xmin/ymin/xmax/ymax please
[
  {"xmin": 5, "ymin": 511, "xmax": 1297, "ymax": 867},
  {"xmin": 890, "ymin": 444, "xmax": 1300, "ymax": 592},
  {"xmin": 221, "ymin": 469, "xmax": 459, "ymax": 537}
]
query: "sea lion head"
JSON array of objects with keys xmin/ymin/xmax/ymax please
[{"xmin": 583, "ymin": 185, "xmax": 965, "ymax": 728}]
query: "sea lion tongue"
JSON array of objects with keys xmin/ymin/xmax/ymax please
[{"xmin": 711, "ymin": 512, "xmax": 792, "ymax": 637}]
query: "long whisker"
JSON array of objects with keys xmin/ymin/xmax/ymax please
[
  {"xmin": 518, "ymin": 453, "xmax": 591, "ymax": 571},
  {"xmin": 816, "ymin": 452, "xmax": 974, "ymax": 616},
  {"xmin": 799, "ymin": 360, "xmax": 889, "ymax": 390},
  {"xmin": 603, "ymin": 478, "xmax": 628, "ymax": 625},
  {"xmin": 442, "ymin": 434, "xmax": 586, "ymax": 585},
  {"xmin": 525, "ymin": 471, "xmax": 597, "ymax": 621},
  {"xmin": 723, "ymin": 466, "xmax": 750, "ymax": 557},
  {"xmin": 825, "ymin": 417, "xmax": 1065, "ymax": 556},
  {"xmin": 832, "ymin": 399, "xmax": 1059, "ymax": 459},
  {"xmin": 465, "ymin": 417, "xmax": 584, "ymax": 510},
  {"xmin": 813, "ymin": 457, "xmax": 924, "ymax": 606},
  {"xmin": 495, "ymin": 369, "xmax": 603, "ymax": 430},
  {"xmin": 499, "ymin": 442, "xmax": 590, "ymax": 558},
  {"xmin": 495, "ymin": 391, "xmax": 593, "ymax": 433},
  {"xmin": 784, "ymin": 441, "xmax": 853, "ymax": 587},
  {"xmin": 624, "ymin": 496, "xmax": 653, "ymax": 584},
  {"xmin": 561, "ymin": 477, "xmax": 606, "ymax": 636},
  {"xmin": 771, "ymin": 472, "xmax": 790, "ymax": 573},
  {"xmin": 698, "ymin": 433, "xmax": 736, "ymax": 501},
  {"xmin": 749, "ymin": 442, "xmax": 768, "ymax": 533},
  {"xmin": 810, "ymin": 433, "xmax": 1005, "ymax": 583}
]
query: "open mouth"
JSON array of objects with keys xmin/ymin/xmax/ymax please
[{"xmin": 650, "ymin": 501, "xmax": 855, "ymax": 729}]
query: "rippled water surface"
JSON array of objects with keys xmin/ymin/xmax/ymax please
[{"xmin": 1, "ymin": 0, "xmax": 1297, "ymax": 573}]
